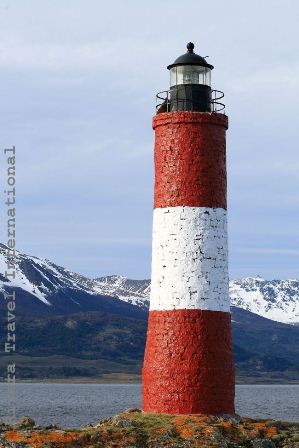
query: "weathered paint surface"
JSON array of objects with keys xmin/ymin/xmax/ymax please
[
  {"xmin": 143, "ymin": 111, "xmax": 235, "ymax": 414},
  {"xmin": 150, "ymin": 206, "xmax": 229, "ymax": 312},
  {"xmin": 153, "ymin": 112, "xmax": 228, "ymax": 210},
  {"xmin": 142, "ymin": 309, "xmax": 235, "ymax": 414}
]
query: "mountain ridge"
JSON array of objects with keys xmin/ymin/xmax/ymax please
[{"xmin": 0, "ymin": 244, "xmax": 298, "ymax": 324}]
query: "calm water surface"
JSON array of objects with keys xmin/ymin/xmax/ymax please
[{"xmin": 0, "ymin": 383, "xmax": 298, "ymax": 427}]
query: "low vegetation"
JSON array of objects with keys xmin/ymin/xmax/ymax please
[{"xmin": 0, "ymin": 411, "xmax": 298, "ymax": 447}]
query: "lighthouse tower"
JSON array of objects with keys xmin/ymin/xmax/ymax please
[{"xmin": 142, "ymin": 43, "xmax": 235, "ymax": 415}]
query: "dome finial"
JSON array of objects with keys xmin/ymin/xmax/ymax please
[
  {"xmin": 167, "ymin": 43, "xmax": 214, "ymax": 70},
  {"xmin": 187, "ymin": 42, "xmax": 194, "ymax": 53}
]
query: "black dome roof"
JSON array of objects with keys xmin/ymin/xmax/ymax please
[{"xmin": 167, "ymin": 42, "xmax": 214, "ymax": 70}]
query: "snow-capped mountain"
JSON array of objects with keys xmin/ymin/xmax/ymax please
[
  {"xmin": 93, "ymin": 276, "xmax": 150, "ymax": 310},
  {"xmin": 0, "ymin": 243, "xmax": 97, "ymax": 304},
  {"xmin": 0, "ymin": 244, "xmax": 298, "ymax": 324},
  {"xmin": 93, "ymin": 275, "xmax": 299, "ymax": 325},
  {"xmin": 229, "ymin": 277, "xmax": 299, "ymax": 325}
]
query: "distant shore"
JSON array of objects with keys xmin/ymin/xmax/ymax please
[{"xmin": 1, "ymin": 374, "xmax": 299, "ymax": 385}]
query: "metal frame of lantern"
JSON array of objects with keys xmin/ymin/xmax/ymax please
[{"xmin": 156, "ymin": 89, "xmax": 225, "ymax": 113}]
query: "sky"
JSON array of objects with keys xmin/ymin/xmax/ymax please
[{"xmin": 0, "ymin": 0, "xmax": 298, "ymax": 280}]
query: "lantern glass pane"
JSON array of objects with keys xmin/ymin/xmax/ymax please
[
  {"xmin": 170, "ymin": 67, "xmax": 177, "ymax": 87},
  {"xmin": 204, "ymin": 68, "xmax": 211, "ymax": 86},
  {"xmin": 170, "ymin": 66, "xmax": 211, "ymax": 87}
]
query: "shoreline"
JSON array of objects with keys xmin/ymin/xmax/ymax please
[{"xmin": 1, "ymin": 376, "xmax": 299, "ymax": 385}]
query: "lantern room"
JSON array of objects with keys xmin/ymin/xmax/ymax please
[
  {"xmin": 156, "ymin": 42, "xmax": 225, "ymax": 114},
  {"xmin": 167, "ymin": 42, "xmax": 214, "ymax": 112},
  {"xmin": 168, "ymin": 42, "xmax": 213, "ymax": 88}
]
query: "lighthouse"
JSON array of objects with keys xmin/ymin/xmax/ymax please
[{"xmin": 142, "ymin": 43, "xmax": 235, "ymax": 415}]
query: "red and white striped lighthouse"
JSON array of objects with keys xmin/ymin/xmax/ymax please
[{"xmin": 142, "ymin": 43, "xmax": 235, "ymax": 415}]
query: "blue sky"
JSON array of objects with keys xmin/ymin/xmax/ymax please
[{"xmin": 0, "ymin": 0, "xmax": 298, "ymax": 279}]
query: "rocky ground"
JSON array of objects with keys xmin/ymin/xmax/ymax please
[{"xmin": 0, "ymin": 410, "xmax": 298, "ymax": 448}]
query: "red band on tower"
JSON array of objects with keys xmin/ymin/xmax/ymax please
[
  {"xmin": 153, "ymin": 113, "xmax": 228, "ymax": 209},
  {"xmin": 143, "ymin": 310, "xmax": 235, "ymax": 414}
]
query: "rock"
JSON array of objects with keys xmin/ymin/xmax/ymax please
[
  {"xmin": 43, "ymin": 424, "xmax": 59, "ymax": 430},
  {"xmin": 14, "ymin": 416, "xmax": 36, "ymax": 429},
  {"xmin": 112, "ymin": 418, "xmax": 131, "ymax": 427},
  {"xmin": 125, "ymin": 407, "xmax": 142, "ymax": 413},
  {"xmin": 173, "ymin": 443, "xmax": 194, "ymax": 448},
  {"xmin": 0, "ymin": 422, "xmax": 10, "ymax": 431},
  {"xmin": 269, "ymin": 420, "xmax": 286, "ymax": 430},
  {"xmin": 251, "ymin": 439, "xmax": 276, "ymax": 448},
  {"xmin": 220, "ymin": 413, "xmax": 242, "ymax": 424}
]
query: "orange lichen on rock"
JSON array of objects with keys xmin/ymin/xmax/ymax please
[
  {"xmin": 250, "ymin": 421, "xmax": 279, "ymax": 439},
  {"xmin": 5, "ymin": 430, "xmax": 81, "ymax": 447},
  {"xmin": 265, "ymin": 426, "xmax": 278, "ymax": 437}
]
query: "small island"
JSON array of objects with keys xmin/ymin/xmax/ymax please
[{"xmin": 0, "ymin": 410, "xmax": 298, "ymax": 447}]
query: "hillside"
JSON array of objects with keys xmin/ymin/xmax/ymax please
[
  {"xmin": 0, "ymin": 306, "xmax": 298, "ymax": 382},
  {"xmin": 0, "ymin": 244, "xmax": 299, "ymax": 381}
]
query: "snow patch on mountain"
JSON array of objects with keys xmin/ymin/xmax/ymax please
[
  {"xmin": 229, "ymin": 277, "xmax": 299, "ymax": 325},
  {"xmin": 0, "ymin": 244, "xmax": 94, "ymax": 304},
  {"xmin": 93, "ymin": 275, "xmax": 150, "ymax": 310},
  {"xmin": 0, "ymin": 247, "xmax": 51, "ymax": 304}
]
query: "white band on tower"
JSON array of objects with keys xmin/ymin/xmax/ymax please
[{"xmin": 150, "ymin": 206, "xmax": 229, "ymax": 312}]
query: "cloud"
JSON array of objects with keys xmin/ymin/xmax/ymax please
[
  {"xmin": 0, "ymin": 37, "xmax": 160, "ymax": 75},
  {"xmin": 237, "ymin": 248, "xmax": 299, "ymax": 256},
  {"xmin": 229, "ymin": 64, "xmax": 299, "ymax": 94}
]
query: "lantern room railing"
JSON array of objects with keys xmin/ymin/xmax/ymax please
[{"xmin": 156, "ymin": 89, "xmax": 225, "ymax": 114}]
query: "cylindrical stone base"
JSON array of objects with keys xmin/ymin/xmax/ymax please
[{"xmin": 142, "ymin": 309, "xmax": 235, "ymax": 414}]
